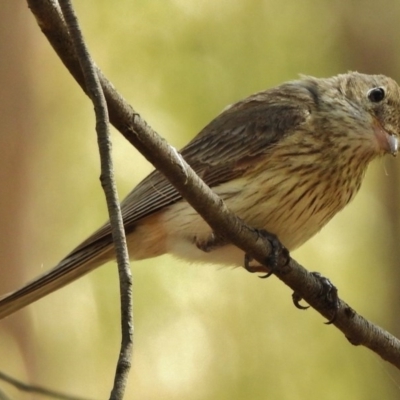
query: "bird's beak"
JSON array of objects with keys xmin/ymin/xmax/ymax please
[
  {"xmin": 373, "ymin": 119, "xmax": 398, "ymax": 156},
  {"xmin": 387, "ymin": 134, "xmax": 398, "ymax": 156}
]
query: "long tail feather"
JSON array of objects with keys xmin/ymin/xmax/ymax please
[{"xmin": 0, "ymin": 239, "xmax": 113, "ymax": 319}]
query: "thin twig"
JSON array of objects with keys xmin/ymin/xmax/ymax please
[
  {"xmin": 0, "ymin": 387, "xmax": 10, "ymax": 400},
  {"xmin": 26, "ymin": 0, "xmax": 400, "ymax": 370},
  {"xmin": 58, "ymin": 1, "xmax": 132, "ymax": 399},
  {"xmin": 0, "ymin": 370, "xmax": 92, "ymax": 400}
]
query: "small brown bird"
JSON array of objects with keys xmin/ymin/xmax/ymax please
[{"xmin": 0, "ymin": 72, "xmax": 399, "ymax": 319}]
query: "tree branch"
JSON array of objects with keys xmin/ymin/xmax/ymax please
[
  {"xmin": 0, "ymin": 370, "xmax": 92, "ymax": 400},
  {"xmin": 26, "ymin": 0, "xmax": 400, "ymax": 370},
  {"xmin": 57, "ymin": 1, "xmax": 132, "ymax": 398}
]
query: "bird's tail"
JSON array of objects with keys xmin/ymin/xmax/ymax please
[{"xmin": 0, "ymin": 238, "xmax": 113, "ymax": 320}]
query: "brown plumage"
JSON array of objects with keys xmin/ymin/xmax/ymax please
[{"xmin": 0, "ymin": 72, "xmax": 399, "ymax": 318}]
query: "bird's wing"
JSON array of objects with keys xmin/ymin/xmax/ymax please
[{"xmin": 73, "ymin": 81, "xmax": 315, "ymax": 253}]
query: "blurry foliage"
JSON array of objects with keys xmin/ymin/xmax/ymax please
[{"xmin": 1, "ymin": 0, "xmax": 400, "ymax": 399}]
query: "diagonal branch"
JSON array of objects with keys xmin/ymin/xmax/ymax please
[
  {"xmin": 0, "ymin": 370, "xmax": 92, "ymax": 400},
  {"xmin": 26, "ymin": 0, "xmax": 400, "ymax": 369}
]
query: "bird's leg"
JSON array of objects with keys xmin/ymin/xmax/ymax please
[
  {"xmin": 196, "ymin": 229, "xmax": 339, "ymax": 323},
  {"xmin": 195, "ymin": 232, "xmax": 229, "ymax": 252},
  {"xmin": 292, "ymin": 272, "xmax": 340, "ymax": 324},
  {"xmin": 244, "ymin": 229, "xmax": 289, "ymax": 278}
]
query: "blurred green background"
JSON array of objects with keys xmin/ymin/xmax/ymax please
[{"xmin": 2, "ymin": 1, "xmax": 400, "ymax": 399}]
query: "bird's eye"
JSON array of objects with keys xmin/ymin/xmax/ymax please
[{"xmin": 367, "ymin": 87, "xmax": 386, "ymax": 103}]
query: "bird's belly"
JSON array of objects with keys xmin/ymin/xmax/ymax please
[{"xmin": 160, "ymin": 167, "xmax": 360, "ymax": 265}]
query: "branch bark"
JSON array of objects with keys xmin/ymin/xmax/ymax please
[
  {"xmin": 26, "ymin": 0, "xmax": 400, "ymax": 372},
  {"xmin": 57, "ymin": 1, "xmax": 132, "ymax": 398}
]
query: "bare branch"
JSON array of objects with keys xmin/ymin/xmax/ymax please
[
  {"xmin": 57, "ymin": 0, "xmax": 132, "ymax": 398},
  {"xmin": 0, "ymin": 370, "xmax": 92, "ymax": 400}
]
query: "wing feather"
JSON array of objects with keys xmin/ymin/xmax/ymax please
[{"xmin": 73, "ymin": 81, "xmax": 315, "ymax": 253}]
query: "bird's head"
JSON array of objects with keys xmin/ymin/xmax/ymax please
[{"xmin": 337, "ymin": 72, "xmax": 400, "ymax": 157}]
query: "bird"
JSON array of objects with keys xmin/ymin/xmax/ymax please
[{"xmin": 0, "ymin": 71, "xmax": 399, "ymax": 319}]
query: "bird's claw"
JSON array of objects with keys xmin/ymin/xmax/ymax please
[
  {"xmin": 292, "ymin": 291, "xmax": 310, "ymax": 310},
  {"xmin": 244, "ymin": 229, "xmax": 289, "ymax": 278},
  {"xmin": 292, "ymin": 272, "xmax": 339, "ymax": 324}
]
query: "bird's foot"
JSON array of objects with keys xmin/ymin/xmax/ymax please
[
  {"xmin": 292, "ymin": 272, "xmax": 339, "ymax": 324},
  {"xmin": 195, "ymin": 232, "xmax": 228, "ymax": 253},
  {"xmin": 244, "ymin": 229, "xmax": 289, "ymax": 278}
]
